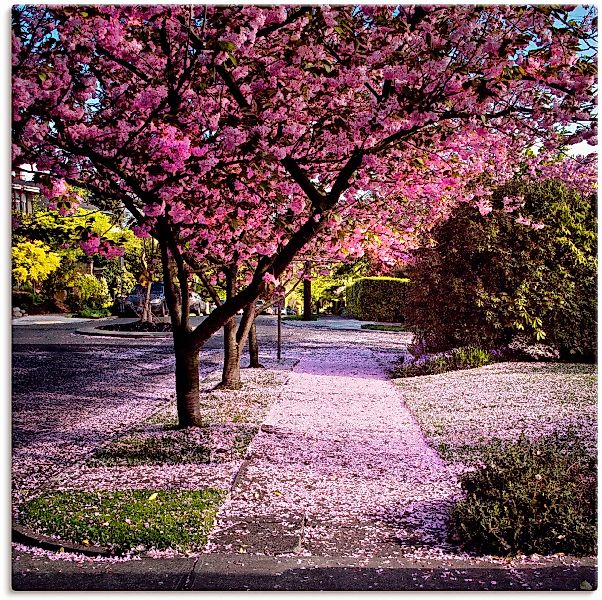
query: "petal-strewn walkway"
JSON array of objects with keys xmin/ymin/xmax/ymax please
[{"xmin": 206, "ymin": 345, "xmax": 461, "ymax": 559}]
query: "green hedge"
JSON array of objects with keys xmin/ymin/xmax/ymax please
[{"xmin": 345, "ymin": 276, "xmax": 409, "ymax": 322}]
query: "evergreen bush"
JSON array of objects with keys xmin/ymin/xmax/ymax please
[
  {"xmin": 450, "ymin": 432, "xmax": 597, "ymax": 557},
  {"xmin": 346, "ymin": 276, "xmax": 409, "ymax": 322}
]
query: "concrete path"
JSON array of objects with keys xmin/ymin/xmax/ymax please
[{"xmin": 206, "ymin": 345, "xmax": 459, "ymax": 559}]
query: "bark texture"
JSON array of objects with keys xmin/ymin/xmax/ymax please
[
  {"xmin": 174, "ymin": 341, "xmax": 203, "ymax": 427},
  {"xmin": 248, "ymin": 318, "xmax": 264, "ymax": 368},
  {"xmin": 220, "ymin": 316, "xmax": 242, "ymax": 389}
]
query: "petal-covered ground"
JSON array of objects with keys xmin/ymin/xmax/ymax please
[
  {"xmin": 393, "ymin": 361, "xmax": 597, "ymax": 465},
  {"xmin": 12, "ymin": 325, "xmax": 597, "ymax": 570},
  {"xmin": 206, "ymin": 346, "xmax": 462, "ymax": 559}
]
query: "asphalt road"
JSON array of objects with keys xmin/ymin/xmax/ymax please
[{"xmin": 12, "ymin": 315, "xmax": 279, "ymax": 349}]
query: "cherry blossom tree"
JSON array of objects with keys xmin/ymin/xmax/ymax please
[{"xmin": 12, "ymin": 5, "xmax": 596, "ymax": 427}]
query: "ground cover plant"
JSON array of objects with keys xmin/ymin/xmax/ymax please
[
  {"xmin": 450, "ymin": 432, "xmax": 597, "ymax": 557},
  {"xmin": 19, "ymin": 489, "xmax": 225, "ymax": 555},
  {"xmin": 88, "ymin": 430, "xmax": 212, "ymax": 466},
  {"xmin": 392, "ymin": 346, "xmax": 492, "ymax": 378},
  {"xmin": 283, "ymin": 315, "xmax": 318, "ymax": 322},
  {"xmin": 361, "ymin": 324, "xmax": 408, "ymax": 332},
  {"xmin": 98, "ymin": 321, "xmax": 173, "ymax": 333}
]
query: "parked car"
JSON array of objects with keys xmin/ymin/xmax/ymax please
[
  {"xmin": 189, "ymin": 292, "xmax": 207, "ymax": 316},
  {"xmin": 121, "ymin": 282, "xmax": 167, "ymax": 316}
]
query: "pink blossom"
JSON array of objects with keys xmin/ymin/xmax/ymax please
[
  {"xmin": 132, "ymin": 224, "xmax": 152, "ymax": 238},
  {"xmin": 262, "ymin": 273, "xmax": 278, "ymax": 286},
  {"xmin": 79, "ymin": 234, "xmax": 101, "ymax": 255}
]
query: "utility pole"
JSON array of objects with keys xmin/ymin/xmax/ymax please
[{"xmin": 303, "ymin": 260, "xmax": 312, "ymax": 321}]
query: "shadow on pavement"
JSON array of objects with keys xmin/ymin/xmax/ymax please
[{"xmin": 13, "ymin": 558, "xmax": 597, "ymax": 591}]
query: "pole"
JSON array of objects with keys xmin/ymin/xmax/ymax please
[
  {"xmin": 303, "ymin": 260, "xmax": 312, "ymax": 320},
  {"xmin": 277, "ymin": 301, "xmax": 282, "ymax": 361}
]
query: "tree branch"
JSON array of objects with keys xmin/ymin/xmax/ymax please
[{"xmin": 281, "ymin": 156, "xmax": 328, "ymax": 209}]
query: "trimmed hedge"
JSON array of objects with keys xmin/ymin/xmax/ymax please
[{"xmin": 345, "ymin": 276, "xmax": 409, "ymax": 322}]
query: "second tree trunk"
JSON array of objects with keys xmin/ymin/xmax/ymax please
[{"xmin": 220, "ymin": 316, "xmax": 242, "ymax": 389}]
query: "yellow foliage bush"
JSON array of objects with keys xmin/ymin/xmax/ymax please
[{"xmin": 12, "ymin": 240, "xmax": 61, "ymax": 288}]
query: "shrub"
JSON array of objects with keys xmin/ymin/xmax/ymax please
[
  {"xmin": 450, "ymin": 432, "xmax": 597, "ymax": 557},
  {"xmin": 361, "ymin": 323, "xmax": 408, "ymax": 332},
  {"xmin": 392, "ymin": 346, "xmax": 492, "ymax": 377},
  {"xmin": 78, "ymin": 307, "xmax": 112, "ymax": 318},
  {"xmin": 19, "ymin": 489, "xmax": 225, "ymax": 554},
  {"xmin": 404, "ymin": 179, "xmax": 597, "ymax": 360},
  {"xmin": 346, "ymin": 276, "xmax": 409, "ymax": 322},
  {"xmin": 12, "ymin": 240, "xmax": 61, "ymax": 291},
  {"xmin": 70, "ymin": 273, "xmax": 112, "ymax": 311}
]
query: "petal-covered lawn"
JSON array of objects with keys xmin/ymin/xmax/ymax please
[{"xmin": 393, "ymin": 362, "xmax": 597, "ymax": 465}]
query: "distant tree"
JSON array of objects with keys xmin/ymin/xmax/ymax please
[{"xmin": 12, "ymin": 240, "xmax": 61, "ymax": 294}]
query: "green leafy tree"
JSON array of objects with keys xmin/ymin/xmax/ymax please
[
  {"xmin": 13, "ymin": 206, "xmax": 137, "ymax": 302},
  {"xmin": 405, "ymin": 179, "xmax": 597, "ymax": 360}
]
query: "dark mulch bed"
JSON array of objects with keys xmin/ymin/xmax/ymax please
[{"xmin": 98, "ymin": 320, "xmax": 172, "ymax": 333}]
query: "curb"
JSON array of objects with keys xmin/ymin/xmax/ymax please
[
  {"xmin": 12, "ymin": 524, "xmax": 113, "ymax": 557},
  {"xmin": 74, "ymin": 326, "xmax": 172, "ymax": 339}
]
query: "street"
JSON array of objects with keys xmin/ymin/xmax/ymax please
[{"xmin": 11, "ymin": 315, "xmax": 280, "ymax": 349}]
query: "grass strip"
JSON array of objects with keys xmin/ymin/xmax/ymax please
[
  {"xmin": 88, "ymin": 430, "xmax": 211, "ymax": 466},
  {"xmin": 19, "ymin": 489, "xmax": 225, "ymax": 554}
]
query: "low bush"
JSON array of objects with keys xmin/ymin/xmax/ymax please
[
  {"xmin": 282, "ymin": 314, "xmax": 317, "ymax": 321},
  {"xmin": 450, "ymin": 432, "xmax": 597, "ymax": 557},
  {"xmin": 19, "ymin": 489, "xmax": 225, "ymax": 554},
  {"xmin": 361, "ymin": 323, "xmax": 409, "ymax": 332},
  {"xmin": 78, "ymin": 307, "xmax": 112, "ymax": 318},
  {"xmin": 345, "ymin": 276, "xmax": 409, "ymax": 322},
  {"xmin": 70, "ymin": 274, "xmax": 112, "ymax": 311},
  {"xmin": 392, "ymin": 346, "xmax": 492, "ymax": 378}
]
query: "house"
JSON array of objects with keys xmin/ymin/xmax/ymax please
[{"xmin": 12, "ymin": 171, "xmax": 41, "ymax": 214}]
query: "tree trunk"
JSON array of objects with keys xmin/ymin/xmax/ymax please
[
  {"xmin": 303, "ymin": 277, "xmax": 312, "ymax": 320},
  {"xmin": 248, "ymin": 318, "xmax": 264, "ymax": 368},
  {"xmin": 174, "ymin": 339, "xmax": 203, "ymax": 428},
  {"xmin": 140, "ymin": 280, "xmax": 153, "ymax": 323},
  {"xmin": 219, "ymin": 316, "xmax": 241, "ymax": 389}
]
